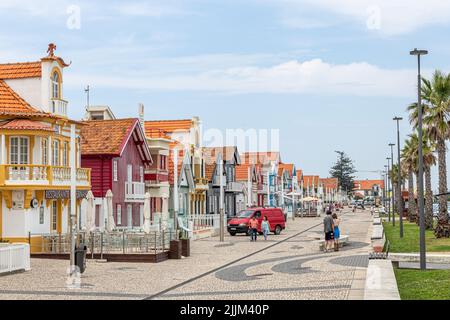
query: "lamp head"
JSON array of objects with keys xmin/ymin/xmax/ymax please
[
  {"xmin": 389, "ymin": 143, "xmax": 395, "ymax": 147},
  {"xmin": 410, "ymin": 48, "xmax": 428, "ymax": 56},
  {"xmin": 393, "ymin": 116, "xmax": 403, "ymax": 121}
]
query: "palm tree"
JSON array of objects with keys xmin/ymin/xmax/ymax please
[
  {"xmin": 401, "ymin": 137, "xmax": 417, "ymax": 222},
  {"xmin": 389, "ymin": 163, "xmax": 406, "ymax": 218},
  {"xmin": 409, "ymin": 70, "xmax": 450, "ymax": 223},
  {"xmin": 408, "ymin": 133, "xmax": 436, "ymax": 229}
]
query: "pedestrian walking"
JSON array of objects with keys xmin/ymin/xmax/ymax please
[
  {"xmin": 249, "ymin": 216, "xmax": 259, "ymax": 242},
  {"xmin": 261, "ymin": 216, "xmax": 271, "ymax": 241},
  {"xmin": 323, "ymin": 209, "xmax": 334, "ymax": 253},
  {"xmin": 332, "ymin": 213, "xmax": 341, "ymax": 252}
]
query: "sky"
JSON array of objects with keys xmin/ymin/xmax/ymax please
[{"xmin": 1, "ymin": 0, "xmax": 450, "ymax": 191}]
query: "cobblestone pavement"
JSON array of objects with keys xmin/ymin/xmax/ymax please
[{"xmin": 0, "ymin": 209, "xmax": 372, "ymax": 300}]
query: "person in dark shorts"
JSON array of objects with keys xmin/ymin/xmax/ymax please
[{"xmin": 323, "ymin": 209, "xmax": 335, "ymax": 253}]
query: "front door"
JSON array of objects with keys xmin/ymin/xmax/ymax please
[{"xmin": 50, "ymin": 200, "xmax": 60, "ymax": 233}]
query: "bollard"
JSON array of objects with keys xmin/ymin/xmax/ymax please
[
  {"xmin": 100, "ymin": 232, "xmax": 104, "ymax": 260},
  {"xmin": 122, "ymin": 231, "xmax": 125, "ymax": 254}
]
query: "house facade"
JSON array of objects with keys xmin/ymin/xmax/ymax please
[
  {"xmin": 80, "ymin": 118, "xmax": 152, "ymax": 230},
  {"xmin": 205, "ymin": 147, "xmax": 241, "ymax": 217},
  {"xmin": 235, "ymin": 163, "xmax": 259, "ymax": 212},
  {"xmin": 353, "ymin": 180, "xmax": 385, "ymax": 198},
  {"xmin": 145, "ymin": 117, "xmax": 208, "ymax": 215},
  {"xmin": 0, "ymin": 45, "xmax": 91, "ymax": 249}
]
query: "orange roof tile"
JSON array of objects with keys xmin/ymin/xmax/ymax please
[
  {"xmin": 0, "ymin": 62, "xmax": 42, "ymax": 79},
  {"xmin": 80, "ymin": 119, "xmax": 137, "ymax": 156},
  {"xmin": 279, "ymin": 163, "xmax": 294, "ymax": 177},
  {"xmin": 144, "ymin": 119, "xmax": 193, "ymax": 136},
  {"xmin": 320, "ymin": 178, "xmax": 339, "ymax": 190},
  {"xmin": 241, "ymin": 152, "xmax": 280, "ymax": 165},
  {"xmin": 0, "ymin": 80, "xmax": 40, "ymax": 114},
  {"xmin": 0, "ymin": 119, "xmax": 52, "ymax": 131},
  {"xmin": 145, "ymin": 128, "xmax": 171, "ymax": 140},
  {"xmin": 302, "ymin": 175, "xmax": 320, "ymax": 188},
  {"xmin": 168, "ymin": 147, "xmax": 185, "ymax": 184},
  {"xmin": 236, "ymin": 163, "xmax": 254, "ymax": 181},
  {"xmin": 354, "ymin": 180, "xmax": 385, "ymax": 191}
]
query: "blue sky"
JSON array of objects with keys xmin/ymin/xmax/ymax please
[{"xmin": 1, "ymin": 0, "xmax": 450, "ymax": 189}]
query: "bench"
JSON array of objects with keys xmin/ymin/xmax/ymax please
[
  {"xmin": 364, "ymin": 260, "xmax": 400, "ymax": 300},
  {"xmin": 373, "ymin": 218, "xmax": 382, "ymax": 225},
  {"xmin": 318, "ymin": 235, "xmax": 350, "ymax": 250},
  {"xmin": 389, "ymin": 253, "xmax": 450, "ymax": 268},
  {"xmin": 371, "ymin": 225, "xmax": 384, "ymax": 240}
]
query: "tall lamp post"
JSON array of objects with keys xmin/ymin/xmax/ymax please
[
  {"xmin": 386, "ymin": 158, "xmax": 392, "ymax": 222},
  {"xmin": 389, "ymin": 143, "xmax": 396, "ymax": 227},
  {"xmin": 394, "ymin": 117, "xmax": 404, "ymax": 238},
  {"xmin": 410, "ymin": 48, "xmax": 428, "ymax": 270}
]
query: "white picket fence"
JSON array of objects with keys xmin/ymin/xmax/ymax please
[
  {"xmin": 185, "ymin": 214, "xmax": 224, "ymax": 231},
  {"xmin": 0, "ymin": 243, "xmax": 31, "ymax": 275}
]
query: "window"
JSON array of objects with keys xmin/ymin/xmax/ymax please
[
  {"xmin": 127, "ymin": 164, "xmax": 132, "ymax": 182},
  {"xmin": 127, "ymin": 205, "xmax": 132, "ymax": 228},
  {"xmin": 160, "ymin": 155, "xmax": 167, "ymax": 170},
  {"xmin": 42, "ymin": 138, "xmax": 48, "ymax": 165},
  {"xmin": 52, "ymin": 71, "xmax": 60, "ymax": 99},
  {"xmin": 139, "ymin": 205, "xmax": 144, "ymax": 226},
  {"xmin": 62, "ymin": 142, "xmax": 68, "ymax": 166},
  {"xmin": 140, "ymin": 166, "xmax": 144, "ymax": 183},
  {"xmin": 52, "ymin": 140, "xmax": 60, "ymax": 166},
  {"xmin": 10, "ymin": 137, "xmax": 29, "ymax": 165},
  {"xmin": 113, "ymin": 160, "xmax": 118, "ymax": 182},
  {"xmin": 116, "ymin": 204, "xmax": 122, "ymax": 225},
  {"xmin": 51, "ymin": 201, "xmax": 57, "ymax": 232}
]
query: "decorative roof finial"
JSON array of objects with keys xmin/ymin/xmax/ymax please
[{"xmin": 47, "ymin": 43, "xmax": 57, "ymax": 57}]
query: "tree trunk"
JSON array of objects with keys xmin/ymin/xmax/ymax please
[
  {"xmin": 437, "ymin": 137, "xmax": 448, "ymax": 223},
  {"xmin": 416, "ymin": 173, "xmax": 420, "ymax": 225},
  {"xmin": 396, "ymin": 181, "xmax": 403, "ymax": 221},
  {"xmin": 425, "ymin": 166, "xmax": 434, "ymax": 230},
  {"xmin": 408, "ymin": 170, "xmax": 416, "ymax": 222}
]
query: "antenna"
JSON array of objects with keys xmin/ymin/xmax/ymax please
[{"xmin": 84, "ymin": 85, "xmax": 90, "ymax": 110}]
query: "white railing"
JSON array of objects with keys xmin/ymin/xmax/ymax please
[
  {"xmin": 185, "ymin": 214, "xmax": 223, "ymax": 231},
  {"xmin": 125, "ymin": 181, "xmax": 146, "ymax": 202},
  {"xmin": 7, "ymin": 165, "xmax": 47, "ymax": 181},
  {"xmin": 51, "ymin": 99, "xmax": 68, "ymax": 117},
  {"xmin": 52, "ymin": 167, "xmax": 90, "ymax": 185},
  {"xmin": 0, "ymin": 243, "xmax": 31, "ymax": 275},
  {"xmin": 226, "ymin": 181, "xmax": 243, "ymax": 193}
]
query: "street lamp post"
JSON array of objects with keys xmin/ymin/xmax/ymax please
[
  {"xmin": 394, "ymin": 117, "xmax": 404, "ymax": 238},
  {"xmin": 386, "ymin": 158, "xmax": 392, "ymax": 222},
  {"xmin": 389, "ymin": 143, "xmax": 396, "ymax": 227},
  {"xmin": 410, "ymin": 48, "xmax": 428, "ymax": 270}
]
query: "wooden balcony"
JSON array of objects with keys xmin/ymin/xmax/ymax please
[
  {"xmin": 125, "ymin": 181, "xmax": 146, "ymax": 202},
  {"xmin": 0, "ymin": 165, "xmax": 91, "ymax": 188}
]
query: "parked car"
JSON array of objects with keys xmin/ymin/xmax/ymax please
[{"xmin": 227, "ymin": 207, "xmax": 286, "ymax": 236}]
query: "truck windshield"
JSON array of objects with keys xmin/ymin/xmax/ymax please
[{"xmin": 238, "ymin": 210, "xmax": 254, "ymax": 218}]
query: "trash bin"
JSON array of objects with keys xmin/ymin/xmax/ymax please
[{"xmin": 75, "ymin": 244, "xmax": 87, "ymax": 274}]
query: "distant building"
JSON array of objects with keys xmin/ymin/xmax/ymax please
[
  {"xmin": 84, "ymin": 105, "xmax": 116, "ymax": 121},
  {"xmin": 353, "ymin": 180, "xmax": 385, "ymax": 198}
]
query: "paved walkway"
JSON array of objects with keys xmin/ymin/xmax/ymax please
[{"xmin": 0, "ymin": 209, "xmax": 373, "ymax": 300}]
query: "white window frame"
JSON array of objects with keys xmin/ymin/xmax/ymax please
[
  {"xmin": 10, "ymin": 136, "xmax": 29, "ymax": 165},
  {"xmin": 127, "ymin": 204, "xmax": 132, "ymax": 228},
  {"xmin": 127, "ymin": 164, "xmax": 132, "ymax": 182},
  {"xmin": 52, "ymin": 140, "xmax": 60, "ymax": 166},
  {"xmin": 52, "ymin": 72, "xmax": 60, "ymax": 99},
  {"xmin": 140, "ymin": 166, "xmax": 144, "ymax": 183},
  {"xmin": 42, "ymin": 138, "xmax": 48, "ymax": 165},
  {"xmin": 116, "ymin": 204, "xmax": 122, "ymax": 225},
  {"xmin": 113, "ymin": 160, "xmax": 118, "ymax": 182},
  {"xmin": 62, "ymin": 141, "xmax": 68, "ymax": 166}
]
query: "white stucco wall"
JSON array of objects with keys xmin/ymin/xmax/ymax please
[{"xmin": 5, "ymin": 78, "xmax": 42, "ymax": 109}]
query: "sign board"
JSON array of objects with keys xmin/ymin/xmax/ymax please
[
  {"xmin": 45, "ymin": 190, "xmax": 88, "ymax": 200},
  {"xmin": 12, "ymin": 190, "xmax": 24, "ymax": 210}
]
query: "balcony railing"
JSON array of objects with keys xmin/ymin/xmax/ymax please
[
  {"xmin": 226, "ymin": 181, "xmax": 243, "ymax": 193},
  {"xmin": 51, "ymin": 99, "xmax": 68, "ymax": 117},
  {"xmin": 125, "ymin": 181, "xmax": 146, "ymax": 202},
  {"xmin": 0, "ymin": 165, "xmax": 90, "ymax": 186}
]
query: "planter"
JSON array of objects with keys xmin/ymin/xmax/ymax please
[
  {"xmin": 181, "ymin": 239, "xmax": 190, "ymax": 257},
  {"xmin": 169, "ymin": 240, "xmax": 182, "ymax": 260}
]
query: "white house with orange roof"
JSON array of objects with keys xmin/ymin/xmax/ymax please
[{"xmin": 0, "ymin": 44, "xmax": 91, "ymax": 251}]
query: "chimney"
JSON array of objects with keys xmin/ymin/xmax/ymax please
[{"xmin": 138, "ymin": 103, "xmax": 145, "ymax": 129}]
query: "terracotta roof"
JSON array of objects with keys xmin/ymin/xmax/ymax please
[
  {"xmin": 145, "ymin": 128, "xmax": 171, "ymax": 140},
  {"xmin": 278, "ymin": 163, "xmax": 294, "ymax": 177},
  {"xmin": 0, "ymin": 119, "xmax": 52, "ymax": 131},
  {"xmin": 320, "ymin": 178, "xmax": 339, "ymax": 190},
  {"xmin": 0, "ymin": 80, "xmax": 41, "ymax": 114},
  {"xmin": 144, "ymin": 119, "xmax": 193, "ymax": 136},
  {"xmin": 354, "ymin": 180, "xmax": 385, "ymax": 191},
  {"xmin": 236, "ymin": 163, "xmax": 254, "ymax": 181},
  {"xmin": 0, "ymin": 62, "xmax": 41, "ymax": 79},
  {"xmin": 80, "ymin": 118, "xmax": 137, "ymax": 156},
  {"xmin": 241, "ymin": 152, "xmax": 280, "ymax": 165},
  {"xmin": 302, "ymin": 175, "xmax": 320, "ymax": 188}
]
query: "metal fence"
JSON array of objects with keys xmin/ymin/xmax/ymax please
[
  {"xmin": 0, "ymin": 243, "xmax": 31, "ymax": 274},
  {"xmin": 30, "ymin": 230, "xmax": 176, "ymax": 255}
]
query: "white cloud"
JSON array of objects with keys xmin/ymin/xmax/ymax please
[
  {"xmin": 264, "ymin": 0, "xmax": 450, "ymax": 35},
  {"xmin": 113, "ymin": 1, "xmax": 194, "ymax": 18},
  {"xmin": 66, "ymin": 58, "xmax": 417, "ymax": 97}
]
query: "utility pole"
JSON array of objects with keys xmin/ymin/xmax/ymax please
[
  {"xmin": 84, "ymin": 85, "xmax": 90, "ymax": 109},
  {"xmin": 219, "ymin": 153, "xmax": 225, "ymax": 242},
  {"xmin": 386, "ymin": 158, "xmax": 392, "ymax": 222}
]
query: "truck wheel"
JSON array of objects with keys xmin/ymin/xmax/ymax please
[{"xmin": 275, "ymin": 225, "xmax": 282, "ymax": 235}]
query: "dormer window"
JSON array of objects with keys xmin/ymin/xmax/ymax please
[{"xmin": 52, "ymin": 71, "xmax": 60, "ymax": 99}]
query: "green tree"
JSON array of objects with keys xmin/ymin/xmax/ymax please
[
  {"xmin": 329, "ymin": 151, "xmax": 356, "ymax": 195},
  {"xmin": 408, "ymin": 70, "xmax": 450, "ymax": 223},
  {"xmin": 402, "ymin": 137, "xmax": 417, "ymax": 222}
]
